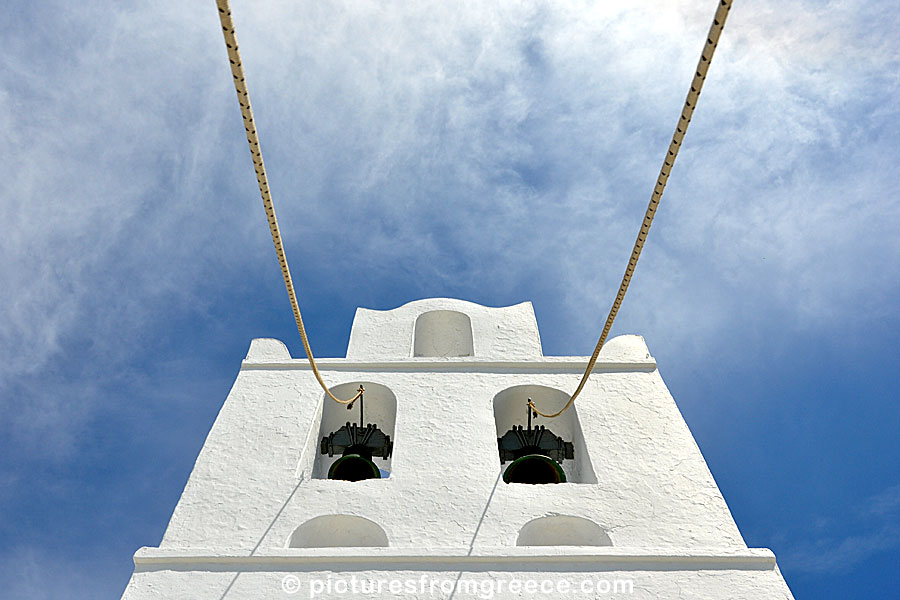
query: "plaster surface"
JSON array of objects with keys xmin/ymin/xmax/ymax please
[{"xmin": 120, "ymin": 298, "xmax": 794, "ymax": 599}]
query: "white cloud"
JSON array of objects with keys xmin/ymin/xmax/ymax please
[
  {"xmin": 1, "ymin": 0, "xmax": 898, "ymax": 452},
  {"xmin": 782, "ymin": 484, "xmax": 900, "ymax": 573}
]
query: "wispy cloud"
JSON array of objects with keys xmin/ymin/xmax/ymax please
[
  {"xmin": 1, "ymin": 1, "xmax": 258, "ymax": 450},
  {"xmin": 0, "ymin": 544, "xmax": 127, "ymax": 599},
  {"xmin": 1, "ymin": 0, "xmax": 897, "ymax": 494},
  {"xmin": 861, "ymin": 484, "xmax": 900, "ymax": 519},
  {"xmin": 782, "ymin": 484, "xmax": 900, "ymax": 573},
  {"xmin": 2, "ymin": 1, "xmax": 898, "ymax": 597}
]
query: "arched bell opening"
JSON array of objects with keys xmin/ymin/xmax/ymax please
[
  {"xmin": 312, "ymin": 382, "xmax": 397, "ymax": 481},
  {"xmin": 493, "ymin": 385, "xmax": 596, "ymax": 484}
]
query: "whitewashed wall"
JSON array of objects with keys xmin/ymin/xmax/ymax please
[{"xmin": 121, "ymin": 298, "xmax": 794, "ymax": 599}]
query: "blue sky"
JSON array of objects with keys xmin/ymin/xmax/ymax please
[{"xmin": 1, "ymin": 0, "xmax": 898, "ymax": 597}]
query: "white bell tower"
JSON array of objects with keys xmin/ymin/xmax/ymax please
[{"xmin": 121, "ymin": 298, "xmax": 794, "ymax": 599}]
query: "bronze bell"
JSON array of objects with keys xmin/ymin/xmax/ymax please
[
  {"xmin": 320, "ymin": 389, "xmax": 392, "ymax": 481},
  {"xmin": 321, "ymin": 422, "xmax": 392, "ymax": 481},
  {"xmin": 498, "ymin": 399, "xmax": 574, "ymax": 484}
]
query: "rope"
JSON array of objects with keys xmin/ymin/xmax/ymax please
[
  {"xmin": 215, "ymin": 0, "xmax": 362, "ymax": 406},
  {"xmin": 530, "ymin": 0, "xmax": 733, "ymax": 418},
  {"xmin": 215, "ymin": 0, "xmax": 731, "ymax": 414}
]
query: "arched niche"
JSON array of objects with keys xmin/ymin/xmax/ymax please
[
  {"xmin": 516, "ymin": 515, "xmax": 612, "ymax": 547},
  {"xmin": 312, "ymin": 381, "xmax": 397, "ymax": 480},
  {"xmin": 493, "ymin": 385, "xmax": 596, "ymax": 484},
  {"xmin": 288, "ymin": 514, "xmax": 389, "ymax": 548},
  {"xmin": 413, "ymin": 310, "xmax": 474, "ymax": 357}
]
